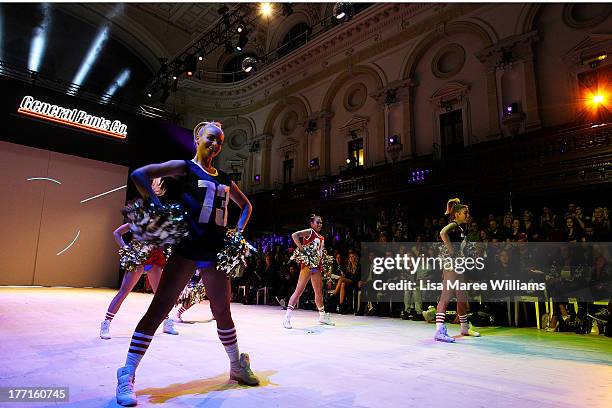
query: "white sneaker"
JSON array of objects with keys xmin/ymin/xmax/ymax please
[
  {"xmin": 100, "ymin": 320, "xmax": 111, "ymax": 340},
  {"xmin": 283, "ymin": 315, "xmax": 292, "ymax": 329},
  {"xmin": 229, "ymin": 353, "xmax": 260, "ymax": 386},
  {"xmin": 163, "ymin": 318, "xmax": 179, "ymax": 335},
  {"xmin": 461, "ymin": 323, "xmax": 481, "ymax": 337},
  {"xmin": 434, "ymin": 325, "xmax": 455, "ymax": 343},
  {"xmin": 319, "ymin": 312, "xmax": 335, "ymax": 326},
  {"xmin": 116, "ymin": 366, "xmax": 137, "ymax": 406}
]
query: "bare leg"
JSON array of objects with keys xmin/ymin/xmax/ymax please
[
  {"xmin": 310, "ymin": 271, "xmax": 324, "ymax": 311},
  {"xmin": 145, "ymin": 265, "xmax": 162, "ymax": 292},
  {"xmin": 106, "ymin": 266, "xmax": 144, "ymax": 316},
  {"xmin": 288, "ymin": 267, "xmax": 312, "ymax": 308}
]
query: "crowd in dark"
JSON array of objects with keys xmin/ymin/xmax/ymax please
[{"xmin": 232, "ymin": 202, "xmax": 611, "ymax": 336}]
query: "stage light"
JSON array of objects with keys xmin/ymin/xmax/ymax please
[
  {"xmin": 254, "ymin": 174, "xmax": 261, "ymax": 182},
  {"xmin": 260, "ymin": 3, "xmax": 273, "ymax": 17},
  {"xmin": 388, "ymin": 135, "xmax": 399, "ymax": 146},
  {"xmin": 592, "ymin": 94, "xmax": 605, "ymax": 104},
  {"xmin": 237, "ymin": 23, "xmax": 245, "ymax": 33},
  {"xmin": 80, "ymin": 185, "xmax": 127, "ymax": 203},
  {"xmin": 172, "ymin": 75, "xmax": 177, "ymax": 80},
  {"xmin": 69, "ymin": 25, "xmax": 110, "ymax": 95},
  {"xmin": 346, "ymin": 157, "xmax": 351, "ymax": 164},
  {"xmin": 28, "ymin": 3, "xmax": 52, "ymax": 73},
  {"xmin": 147, "ymin": 92, "xmax": 152, "ymax": 98},
  {"xmin": 309, "ymin": 157, "xmax": 319, "ymax": 167},
  {"xmin": 56, "ymin": 230, "xmax": 80, "ymax": 256},
  {"xmin": 242, "ymin": 56, "xmax": 257, "ymax": 73},
  {"xmin": 100, "ymin": 68, "xmax": 131, "ymax": 104},
  {"xmin": 198, "ymin": 55, "xmax": 203, "ymax": 61},
  {"xmin": 333, "ymin": 3, "xmax": 353, "ymax": 21}
]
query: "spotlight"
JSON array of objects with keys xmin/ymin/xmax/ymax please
[
  {"xmin": 147, "ymin": 92, "xmax": 152, "ymax": 98},
  {"xmin": 260, "ymin": 3, "xmax": 273, "ymax": 17},
  {"xmin": 333, "ymin": 3, "xmax": 354, "ymax": 21},
  {"xmin": 309, "ymin": 157, "xmax": 319, "ymax": 167},
  {"xmin": 70, "ymin": 25, "xmax": 110, "ymax": 94},
  {"xmin": 185, "ymin": 54, "xmax": 197, "ymax": 77},
  {"xmin": 29, "ymin": 3, "xmax": 52, "ymax": 73},
  {"xmin": 101, "ymin": 68, "xmax": 131, "ymax": 104},
  {"xmin": 282, "ymin": 4, "xmax": 294, "ymax": 17},
  {"xmin": 346, "ymin": 157, "xmax": 351, "ymax": 164},
  {"xmin": 504, "ymin": 102, "xmax": 519, "ymax": 116},
  {"xmin": 241, "ymin": 56, "xmax": 257, "ymax": 73},
  {"xmin": 254, "ymin": 174, "xmax": 261, "ymax": 182},
  {"xmin": 236, "ymin": 32, "xmax": 249, "ymax": 51},
  {"xmin": 172, "ymin": 75, "xmax": 177, "ymax": 80},
  {"xmin": 388, "ymin": 135, "xmax": 399, "ymax": 146},
  {"xmin": 592, "ymin": 94, "xmax": 605, "ymax": 104},
  {"xmin": 237, "ymin": 23, "xmax": 245, "ymax": 33},
  {"xmin": 198, "ymin": 55, "xmax": 203, "ymax": 61},
  {"xmin": 225, "ymin": 40, "xmax": 234, "ymax": 54}
]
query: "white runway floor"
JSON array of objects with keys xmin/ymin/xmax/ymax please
[{"xmin": 1, "ymin": 287, "xmax": 611, "ymax": 408}]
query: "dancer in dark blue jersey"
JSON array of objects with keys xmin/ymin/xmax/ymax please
[{"xmin": 115, "ymin": 121, "xmax": 258, "ymax": 407}]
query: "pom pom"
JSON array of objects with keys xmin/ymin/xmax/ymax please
[
  {"xmin": 119, "ymin": 240, "xmax": 154, "ymax": 273},
  {"xmin": 123, "ymin": 199, "xmax": 189, "ymax": 246},
  {"xmin": 216, "ymin": 229, "xmax": 256, "ymax": 278},
  {"xmin": 176, "ymin": 281, "xmax": 207, "ymax": 307},
  {"xmin": 289, "ymin": 241, "xmax": 322, "ymax": 269}
]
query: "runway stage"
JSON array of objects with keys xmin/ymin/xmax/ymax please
[{"xmin": 1, "ymin": 288, "xmax": 610, "ymax": 408}]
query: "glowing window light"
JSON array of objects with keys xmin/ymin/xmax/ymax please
[
  {"xmin": 100, "ymin": 68, "xmax": 131, "ymax": 104},
  {"xmin": 28, "ymin": 3, "xmax": 52, "ymax": 73},
  {"xmin": 260, "ymin": 3, "xmax": 273, "ymax": 17},
  {"xmin": 68, "ymin": 25, "xmax": 110, "ymax": 95},
  {"xmin": 56, "ymin": 230, "xmax": 80, "ymax": 256}
]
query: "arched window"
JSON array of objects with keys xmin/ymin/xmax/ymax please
[
  {"xmin": 277, "ymin": 22, "xmax": 311, "ymax": 57},
  {"xmin": 222, "ymin": 53, "xmax": 257, "ymax": 83}
]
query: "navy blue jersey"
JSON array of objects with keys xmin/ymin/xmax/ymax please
[
  {"xmin": 447, "ymin": 221, "xmax": 466, "ymax": 243},
  {"xmin": 174, "ymin": 160, "xmax": 232, "ymax": 261}
]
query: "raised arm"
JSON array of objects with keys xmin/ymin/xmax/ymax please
[
  {"xmin": 229, "ymin": 181, "xmax": 252, "ymax": 232},
  {"xmin": 130, "ymin": 160, "xmax": 187, "ymax": 206},
  {"xmin": 113, "ymin": 223, "xmax": 132, "ymax": 247}
]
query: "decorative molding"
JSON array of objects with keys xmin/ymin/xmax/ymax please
[
  {"xmin": 431, "ymin": 43, "xmax": 466, "ymax": 79},
  {"xmin": 476, "ymin": 31, "xmax": 539, "ymax": 71},
  {"xmin": 562, "ymin": 4, "xmax": 612, "ymax": 30}
]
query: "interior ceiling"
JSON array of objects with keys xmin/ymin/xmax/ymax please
[
  {"xmin": 130, "ymin": 3, "xmax": 231, "ymax": 37},
  {"xmin": 1, "ymin": 3, "xmax": 352, "ymax": 104}
]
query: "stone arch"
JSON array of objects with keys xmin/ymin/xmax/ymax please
[
  {"xmin": 514, "ymin": 3, "xmax": 543, "ymax": 35},
  {"xmin": 268, "ymin": 10, "xmax": 314, "ymax": 53},
  {"xmin": 263, "ymin": 96, "xmax": 310, "ymax": 135},
  {"xmin": 401, "ymin": 20, "xmax": 495, "ymax": 80},
  {"xmin": 321, "ymin": 65, "xmax": 385, "ymax": 112}
]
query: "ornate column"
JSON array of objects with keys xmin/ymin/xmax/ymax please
[
  {"xmin": 476, "ymin": 31, "xmax": 540, "ymax": 136},
  {"xmin": 371, "ymin": 78, "xmax": 415, "ymax": 162}
]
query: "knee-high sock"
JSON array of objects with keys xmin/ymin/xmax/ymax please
[
  {"xmin": 217, "ymin": 327, "xmax": 240, "ymax": 370},
  {"xmin": 125, "ymin": 331, "xmax": 153, "ymax": 371}
]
